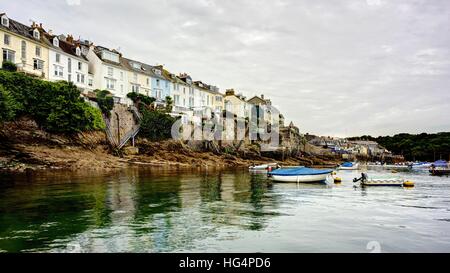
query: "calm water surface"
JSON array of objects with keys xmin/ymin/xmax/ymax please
[{"xmin": 0, "ymin": 167, "xmax": 449, "ymax": 253}]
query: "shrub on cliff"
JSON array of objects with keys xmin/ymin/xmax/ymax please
[
  {"xmin": 0, "ymin": 84, "xmax": 19, "ymax": 122},
  {"xmin": 140, "ymin": 109, "xmax": 178, "ymax": 141},
  {"xmin": 0, "ymin": 70, "xmax": 105, "ymax": 133},
  {"xmin": 95, "ymin": 89, "xmax": 114, "ymax": 117},
  {"xmin": 1, "ymin": 61, "xmax": 17, "ymax": 72},
  {"xmin": 127, "ymin": 92, "xmax": 156, "ymax": 110}
]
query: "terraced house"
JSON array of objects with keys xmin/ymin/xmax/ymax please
[
  {"xmin": 85, "ymin": 45, "xmax": 130, "ymax": 102},
  {"xmin": 43, "ymin": 32, "xmax": 90, "ymax": 91},
  {"xmin": 0, "ymin": 13, "xmax": 49, "ymax": 78}
]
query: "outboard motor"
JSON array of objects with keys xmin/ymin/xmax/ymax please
[{"xmin": 353, "ymin": 173, "xmax": 368, "ymax": 183}]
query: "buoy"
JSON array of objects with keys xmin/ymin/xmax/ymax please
[
  {"xmin": 403, "ymin": 181, "xmax": 415, "ymax": 187},
  {"xmin": 332, "ymin": 171, "xmax": 337, "ymax": 175},
  {"xmin": 392, "ymin": 170, "xmax": 398, "ymax": 173},
  {"xmin": 334, "ymin": 177, "xmax": 342, "ymax": 183}
]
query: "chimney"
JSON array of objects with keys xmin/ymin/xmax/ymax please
[
  {"xmin": 225, "ymin": 89, "xmax": 235, "ymax": 96},
  {"xmin": 66, "ymin": 35, "xmax": 74, "ymax": 44},
  {"xmin": 261, "ymin": 94, "xmax": 264, "ymax": 100}
]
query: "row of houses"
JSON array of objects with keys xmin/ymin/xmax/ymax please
[{"xmin": 1, "ymin": 13, "xmax": 285, "ymax": 121}]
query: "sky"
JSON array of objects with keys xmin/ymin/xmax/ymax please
[{"xmin": 1, "ymin": 0, "xmax": 450, "ymax": 137}]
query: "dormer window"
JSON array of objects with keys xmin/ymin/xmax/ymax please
[
  {"xmin": 33, "ymin": 29, "xmax": 40, "ymax": 40},
  {"xmin": 75, "ymin": 47, "xmax": 81, "ymax": 56},
  {"xmin": 131, "ymin": 62, "xmax": 141, "ymax": 70},
  {"xmin": 53, "ymin": 37, "xmax": 59, "ymax": 47},
  {"xmin": 153, "ymin": 68, "xmax": 162, "ymax": 76},
  {"xmin": 1, "ymin": 15, "xmax": 9, "ymax": 27}
]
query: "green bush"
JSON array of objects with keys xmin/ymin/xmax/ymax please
[
  {"xmin": 127, "ymin": 92, "xmax": 156, "ymax": 106},
  {"xmin": 2, "ymin": 61, "xmax": 17, "ymax": 72},
  {"xmin": 0, "ymin": 70, "xmax": 105, "ymax": 133},
  {"xmin": 0, "ymin": 84, "xmax": 19, "ymax": 122},
  {"xmin": 165, "ymin": 95, "xmax": 173, "ymax": 113},
  {"xmin": 95, "ymin": 89, "xmax": 114, "ymax": 117},
  {"xmin": 140, "ymin": 109, "xmax": 178, "ymax": 141}
]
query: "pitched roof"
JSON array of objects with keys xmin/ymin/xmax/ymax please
[
  {"xmin": 0, "ymin": 16, "xmax": 49, "ymax": 46},
  {"xmin": 42, "ymin": 32, "xmax": 88, "ymax": 61}
]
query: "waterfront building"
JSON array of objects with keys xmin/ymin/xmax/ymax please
[
  {"xmin": 85, "ymin": 45, "xmax": 130, "ymax": 102},
  {"xmin": 44, "ymin": 32, "xmax": 90, "ymax": 91},
  {"xmin": 247, "ymin": 94, "xmax": 274, "ymax": 125},
  {"xmin": 224, "ymin": 89, "xmax": 251, "ymax": 119},
  {"xmin": 0, "ymin": 13, "xmax": 49, "ymax": 79}
]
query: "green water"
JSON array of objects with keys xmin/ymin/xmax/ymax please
[{"xmin": 0, "ymin": 167, "xmax": 449, "ymax": 253}]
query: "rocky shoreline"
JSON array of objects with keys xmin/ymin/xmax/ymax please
[{"xmin": 0, "ymin": 118, "xmax": 340, "ymax": 173}]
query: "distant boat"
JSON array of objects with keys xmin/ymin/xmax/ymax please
[
  {"xmin": 339, "ymin": 162, "xmax": 360, "ymax": 170},
  {"xmin": 429, "ymin": 160, "xmax": 450, "ymax": 176},
  {"xmin": 268, "ymin": 167, "xmax": 333, "ymax": 183},
  {"xmin": 353, "ymin": 173, "xmax": 414, "ymax": 187},
  {"xmin": 409, "ymin": 162, "xmax": 432, "ymax": 169},
  {"xmin": 249, "ymin": 163, "xmax": 280, "ymax": 171}
]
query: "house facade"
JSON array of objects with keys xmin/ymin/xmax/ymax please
[
  {"xmin": 85, "ymin": 45, "xmax": 130, "ymax": 101},
  {"xmin": 224, "ymin": 89, "xmax": 251, "ymax": 119},
  {"xmin": 0, "ymin": 14, "xmax": 49, "ymax": 78},
  {"xmin": 45, "ymin": 33, "xmax": 90, "ymax": 91}
]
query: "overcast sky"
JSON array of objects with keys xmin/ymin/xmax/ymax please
[{"xmin": 2, "ymin": 0, "xmax": 450, "ymax": 137}]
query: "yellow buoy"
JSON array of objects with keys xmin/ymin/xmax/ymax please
[
  {"xmin": 334, "ymin": 177, "xmax": 342, "ymax": 183},
  {"xmin": 403, "ymin": 181, "xmax": 415, "ymax": 187},
  {"xmin": 332, "ymin": 171, "xmax": 337, "ymax": 175},
  {"xmin": 392, "ymin": 170, "xmax": 398, "ymax": 173}
]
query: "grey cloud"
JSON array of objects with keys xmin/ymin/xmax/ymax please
[{"xmin": 3, "ymin": 0, "xmax": 450, "ymax": 136}]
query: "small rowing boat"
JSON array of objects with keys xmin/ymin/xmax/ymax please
[
  {"xmin": 268, "ymin": 167, "xmax": 333, "ymax": 183},
  {"xmin": 353, "ymin": 173, "xmax": 414, "ymax": 187},
  {"xmin": 249, "ymin": 163, "xmax": 280, "ymax": 171},
  {"xmin": 340, "ymin": 162, "xmax": 360, "ymax": 170}
]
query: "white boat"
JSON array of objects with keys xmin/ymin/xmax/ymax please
[
  {"xmin": 353, "ymin": 173, "xmax": 413, "ymax": 187},
  {"xmin": 249, "ymin": 163, "xmax": 279, "ymax": 171},
  {"xmin": 268, "ymin": 167, "xmax": 333, "ymax": 183},
  {"xmin": 339, "ymin": 162, "xmax": 360, "ymax": 170}
]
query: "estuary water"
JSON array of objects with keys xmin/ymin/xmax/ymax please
[{"xmin": 0, "ymin": 167, "xmax": 449, "ymax": 253}]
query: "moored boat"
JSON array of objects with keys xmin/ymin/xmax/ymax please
[
  {"xmin": 339, "ymin": 162, "xmax": 360, "ymax": 170},
  {"xmin": 429, "ymin": 160, "xmax": 450, "ymax": 176},
  {"xmin": 353, "ymin": 173, "xmax": 414, "ymax": 187},
  {"xmin": 268, "ymin": 167, "xmax": 333, "ymax": 183},
  {"xmin": 249, "ymin": 163, "xmax": 280, "ymax": 171}
]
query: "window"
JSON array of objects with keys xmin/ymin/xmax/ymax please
[
  {"xmin": 183, "ymin": 98, "xmax": 186, "ymax": 106},
  {"xmin": 78, "ymin": 62, "xmax": 82, "ymax": 71},
  {"xmin": 165, "ymin": 81, "xmax": 169, "ymax": 88},
  {"xmin": 101, "ymin": 50, "xmax": 119, "ymax": 63},
  {"xmin": 183, "ymin": 87, "xmax": 186, "ymax": 94},
  {"xmin": 33, "ymin": 59, "xmax": 44, "ymax": 70},
  {"xmin": 68, "ymin": 58, "xmax": 72, "ymax": 73},
  {"xmin": 33, "ymin": 29, "xmax": 40, "ymax": 40},
  {"xmin": 21, "ymin": 41, "xmax": 26, "ymax": 60},
  {"xmin": 88, "ymin": 79, "xmax": 93, "ymax": 87},
  {"xmin": 53, "ymin": 38, "xmax": 59, "ymax": 47},
  {"xmin": 55, "ymin": 53, "xmax": 60, "ymax": 63},
  {"xmin": 156, "ymin": 79, "xmax": 160, "ymax": 87},
  {"xmin": 131, "ymin": 84, "xmax": 139, "ymax": 93},
  {"xmin": 54, "ymin": 65, "xmax": 63, "ymax": 77},
  {"xmin": 75, "ymin": 47, "xmax": 81, "ymax": 56},
  {"xmin": 120, "ymin": 84, "xmax": 123, "ymax": 93},
  {"xmin": 107, "ymin": 67, "xmax": 113, "ymax": 77},
  {"xmin": 133, "ymin": 73, "xmax": 137, "ymax": 82},
  {"xmin": 35, "ymin": 46, "xmax": 41, "ymax": 57},
  {"xmin": 106, "ymin": 78, "xmax": 116, "ymax": 90},
  {"xmin": 68, "ymin": 74, "xmax": 72, "ymax": 82},
  {"xmin": 77, "ymin": 73, "xmax": 85, "ymax": 84},
  {"xmin": 147, "ymin": 78, "xmax": 150, "ymax": 86},
  {"xmin": 1, "ymin": 16, "xmax": 9, "ymax": 27},
  {"xmin": 4, "ymin": 34, "xmax": 10, "ymax": 45},
  {"xmin": 2, "ymin": 49, "xmax": 15, "ymax": 63},
  {"xmin": 120, "ymin": 71, "xmax": 124, "ymax": 80},
  {"xmin": 174, "ymin": 95, "xmax": 180, "ymax": 105}
]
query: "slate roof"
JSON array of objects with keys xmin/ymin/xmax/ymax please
[{"xmin": 0, "ymin": 16, "xmax": 49, "ymax": 46}]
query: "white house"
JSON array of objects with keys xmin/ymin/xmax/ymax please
[
  {"xmin": 85, "ymin": 45, "xmax": 130, "ymax": 102},
  {"xmin": 44, "ymin": 33, "xmax": 89, "ymax": 91}
]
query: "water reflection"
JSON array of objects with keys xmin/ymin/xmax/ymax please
[{"xmin": 0, "ymin": 168, "xmax": 282, "ymax": 252}]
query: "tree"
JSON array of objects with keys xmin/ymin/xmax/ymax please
[
  {"xmin": 95, "ymin": 89, "xmax": 114, "ymax": 117},
  {"xmin": 140, "ymin": 109, "xmax": 178, "ymax": 141},
  {"xmin": 165, "ymin": 95, "xmax": 173, "ymax": 113},
  {"xmin": 0, "ymin": 84, "xmax": 18, "ymax": 122}
]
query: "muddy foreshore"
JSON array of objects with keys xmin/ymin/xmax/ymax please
[{"xmin": 0, "ymin": 119, "xmax": 340, "ymax": 173}]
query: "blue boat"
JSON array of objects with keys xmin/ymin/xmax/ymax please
[
  {"xmin": 340, "ymin": 162, "xmax": 360, "ymax": 170},
  {"xmin": 268, "ymin": 167, "xmax": 333, "ymax": 183}
]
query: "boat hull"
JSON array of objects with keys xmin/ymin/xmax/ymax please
[
  {"xmin": 270, "ymin": 173, "xmax": 330, "ymax": 183},
  {"xmin": 362, "ymin": 179, "xmax": 404, "ymax": 186},
  {"xmin": 339, "ymin": 163, "xmax": 360, "ymax": 170}
]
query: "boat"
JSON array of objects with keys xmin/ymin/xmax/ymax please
[
  {"xmin": 339, "ymin": 162, "xmax": 360, "ymax": 170},
  {"xmin": 353, "ymin": 173, "xmax": 414, "ymax": 187},
  {"xmin": 429, "ymin": 160, "xmax": 450, "ymax": 176},
  {"xmin": 249, "ymin": 163, "xmax": 280, "ymax": 171},
  {"xmin": 268, "ymin": 167, "xmax": 333, "ymax": 183},
  {"xmin": 409, "ymin": 162, "xmax": 432, "ymax": 169}
]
